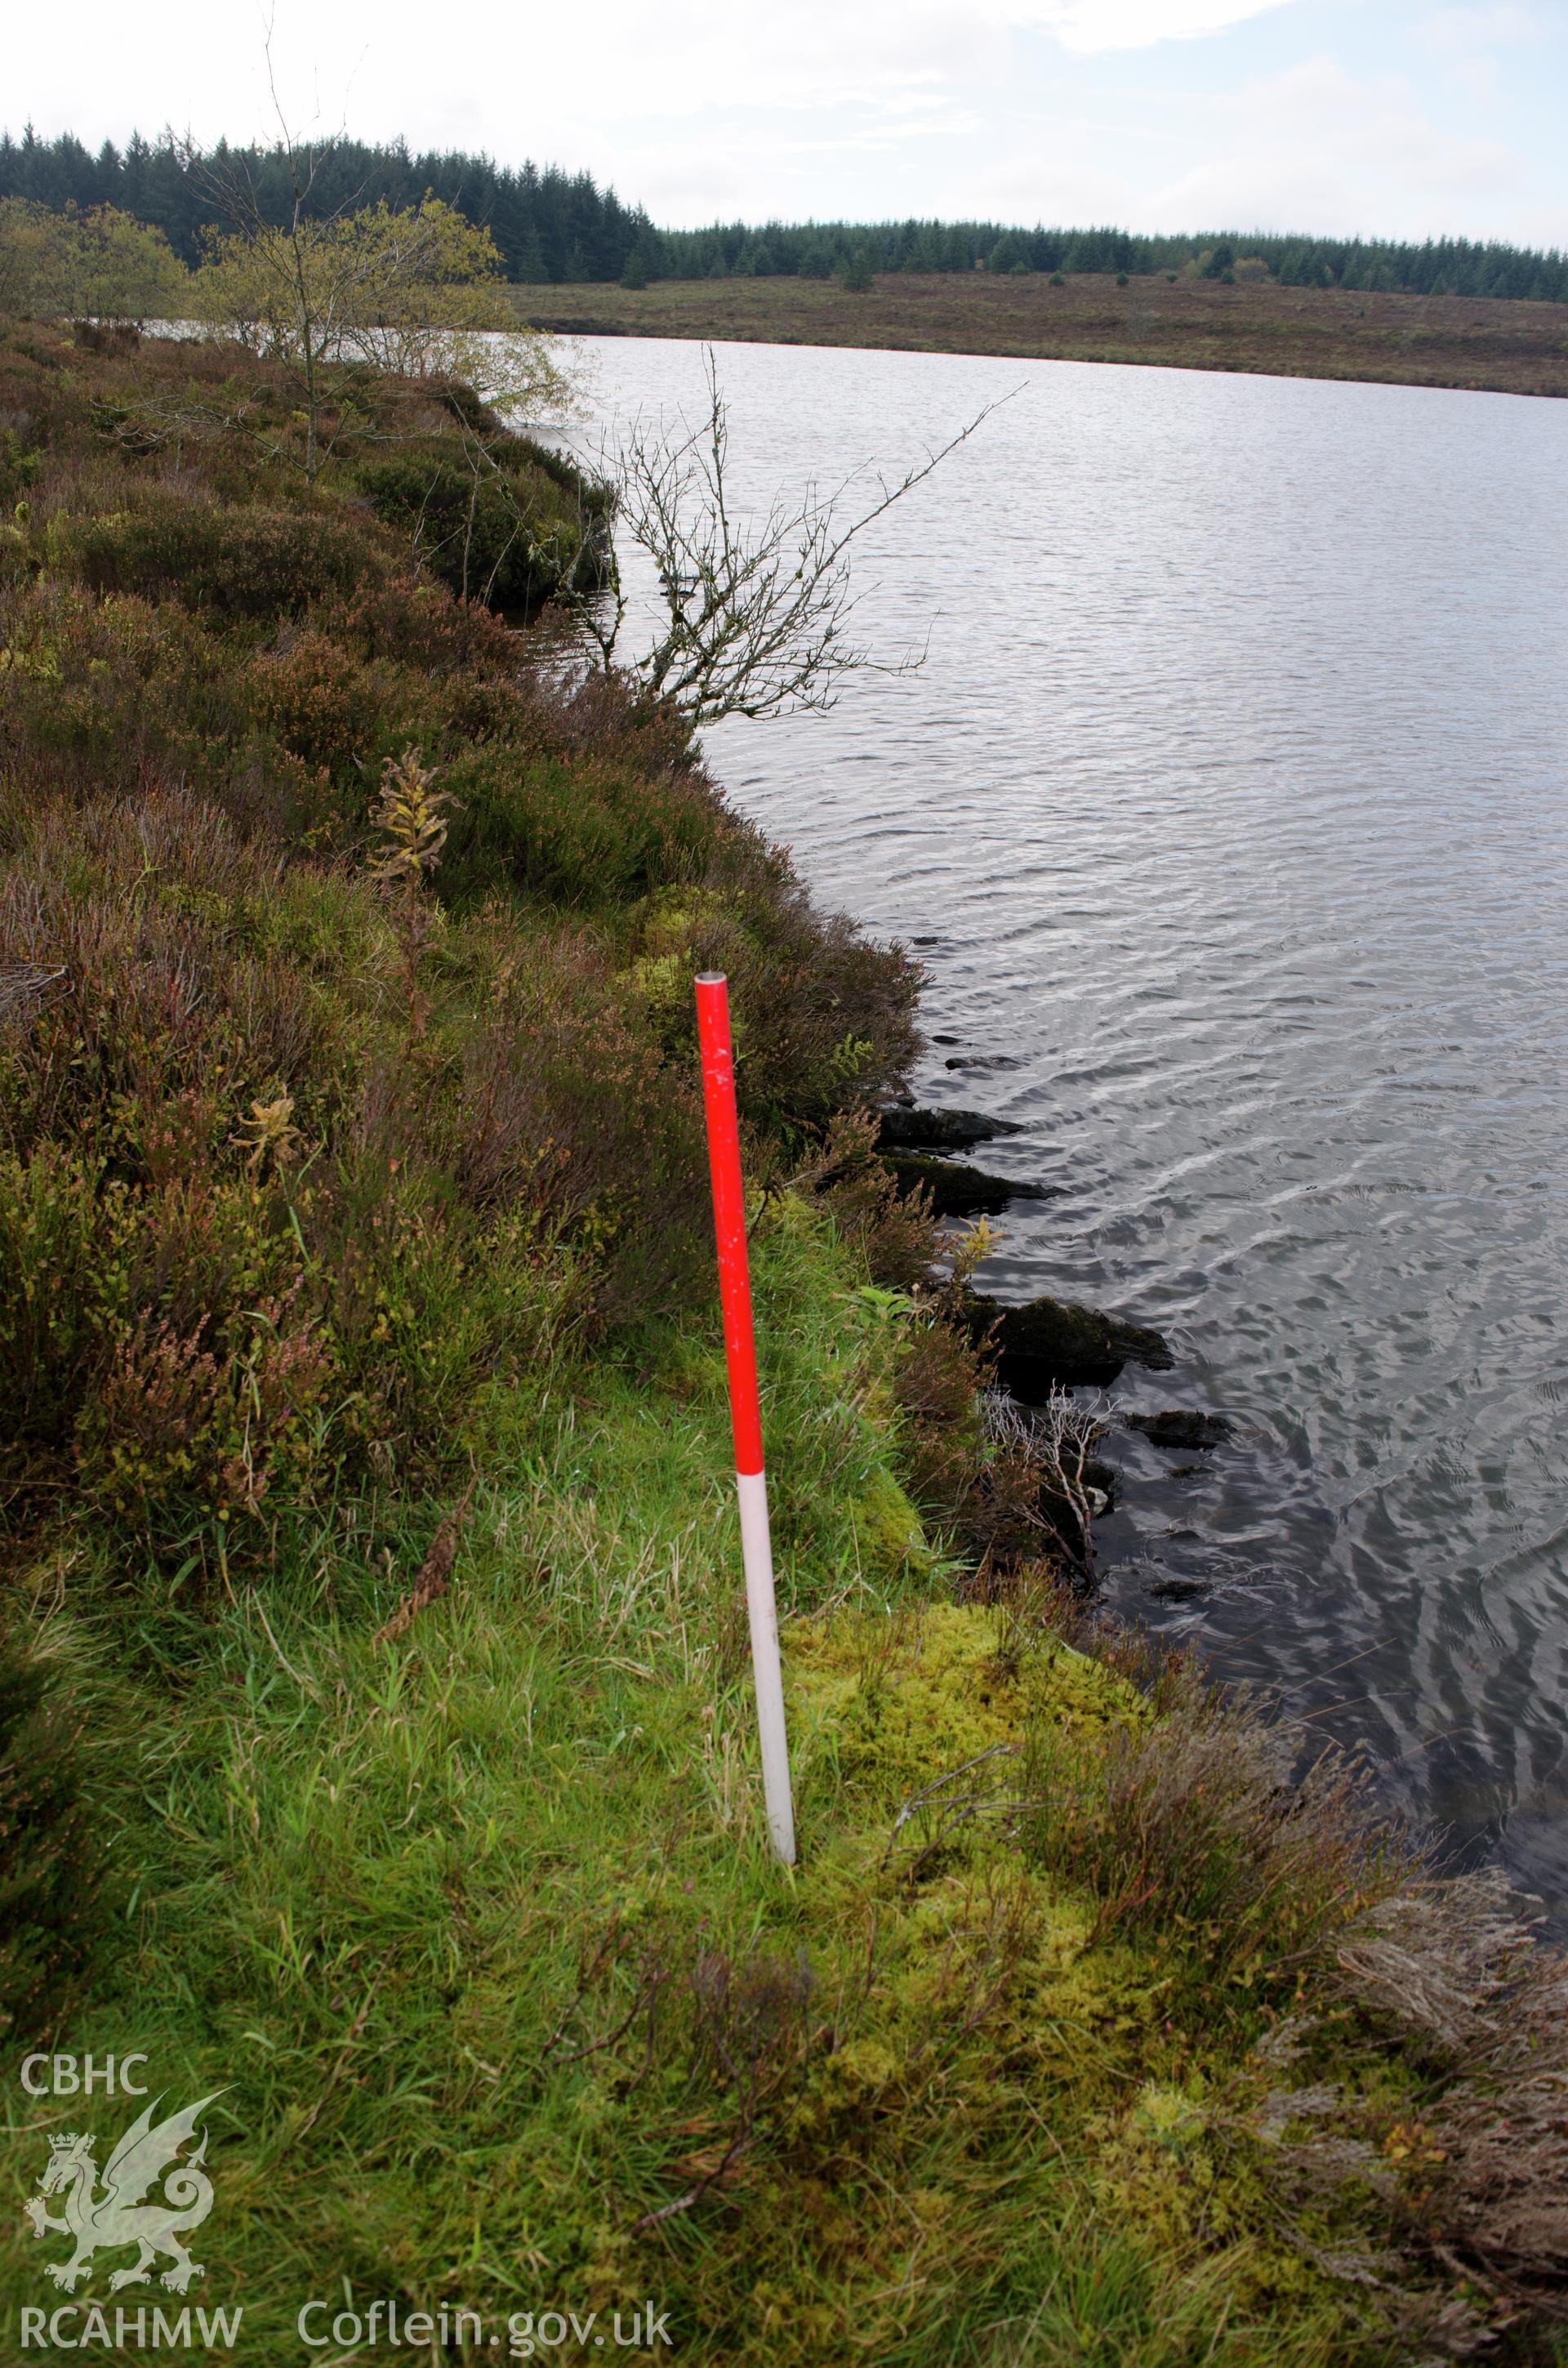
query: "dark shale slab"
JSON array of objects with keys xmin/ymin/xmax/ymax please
[
  {"xmin": 884, "ymin": 1155, "xmax": 1052, "ymax": 1217},
  {"xmin": 876, "ymin": 1104, "xmax": 1027, "ymax": 1153},
  {"xmin": 964, "ymin": 1292, "xmax": 1174, "ymax": 1393},
  {"xmin": 1125, "ymin": 1409, "xmax": 1234, "ymax": 1452}
]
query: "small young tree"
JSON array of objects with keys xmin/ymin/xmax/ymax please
[
  {"xmin": 192, "ymin": 197, "xmax": 576, "ymax": 458},
  {"xmin": 515, "ymin": 229, "xmax": 550, "ymax": 285},
  {"xmin": 0, "ymin": 199, "xmax": 185, "ymax": 325},
  {"xmin": 185, "ymin": 47, "xmax": 574, "ymax": 478},
  {"xmin": 0, "ymin": 200, "xmax": 61, "ymax": 318},
  {"xmin": 57, "ymin": 205, "xmax": 188, "ymax": 323},
  {"xmin": 368, "ymin": 747, "xmax": 454, "ymax": 1038}
]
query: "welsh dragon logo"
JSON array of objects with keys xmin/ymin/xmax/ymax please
[{"xmin": 23, "ymin": 2090, "xmax": 224, "ymax": 2294}]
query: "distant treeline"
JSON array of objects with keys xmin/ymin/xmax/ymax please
[
  {"xmin": 0, "ymin": 126, "xmax": 655, "ymax": 284},
  {"xmin": 657, "ymin": 219, "xmax": 1568, "ymax": 301},
  {"xmin": 3, "ymin": 124, "xmax": 1566, "ymax": 302}
]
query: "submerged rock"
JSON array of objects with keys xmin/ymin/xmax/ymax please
[
  {"xmin": 884, "ymin": 1154, "xmax": 1049, "ymax": 1217},
  {"xmin": 964, "ymin": 1293, "xmax": 1174, "ymax": 1394},
  {"xmin": 876, "ymin": 1104, "xmax": 1026, "ymax": 1153},
  {"xmin": 1126, "ymin": 1410, "xmax": 1233, "ymax": 1452}
]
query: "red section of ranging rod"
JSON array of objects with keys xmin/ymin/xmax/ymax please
[
  {"xmin": 694, "ymin": 970, "xmax": 795, "ymax": 1865},
  {"xmin": 694, "ymin": 974, "xmax": 765, "ymax": 1477}
]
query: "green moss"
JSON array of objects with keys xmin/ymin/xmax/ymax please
[
  {"xmin": 789, "ymin": 1599, "xmax": 1142, "ymax": 1799},
  {"xmin": 849, "ymin": 1465, "xmax": 932, "ymax": 1581}
]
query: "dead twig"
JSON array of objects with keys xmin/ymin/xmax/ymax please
[{"xmin": 373, "ymin": 1478, "xmax": 477, "ymax": 1646}]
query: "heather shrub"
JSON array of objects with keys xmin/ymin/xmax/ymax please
[
  {"xmin": 51, "ymin": 494, "xmax": 389, "ymax": 621},
  {"xmin": 431, "ymin": 932, "xmax": 711, "ymax": 1316},
  {"xmin": 0, "ymin": 792, "xmax": 354, "ymax": 1163},
  {"xmin": 314, "ymin": 572, "xmax": 528, "ymax": 678},
  {"xmin": 0, "ymin": 426, "xmax": 41, "ymax": 507},
  {"xmin": 811, "ymin": 1108, "xmax": 943, "ymax": 1287},
  {"xmin": 245, "ymin": 629, "xmax": 389, "ymax": 774},
  {"xmin": 355, "ymin": 438, "xmax": 609, "ymax": 613},
  {"xmin": 78, "ymin": 1284, "xmax": 333, "ymax": 1524},
  {"xmin": 891, "ymin": 1311, "xmax": 989, "ymax": 1521},
  {"xmin": 0, "ymin": 578, "xmax": 231, "ymax": 787},
  {"xmin": 0, "ymin": 1144, "xmax": 117, "ymax": 1480},
  {"xmin": 0, "ymin": 330, "xmax": 924, "ymax": 1568},
  {"xmin": 1020, "ymin": 1671, "xmax": 1408, "ymax": 2006},
  {"xmin": 438, "ymin": 743, "xmax": 724, "ymax": 908},
  {"xmin": 626, "ymin": 883, "xmax": 923, "ymax": 1134}
]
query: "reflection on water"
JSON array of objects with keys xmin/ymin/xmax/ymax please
[{"xmin": 574, "ymin": 334, "xmax": 1568, "ymax": 1911}]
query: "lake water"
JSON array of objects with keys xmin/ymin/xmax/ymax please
[{"xmin": 571, "ymin": 333, "xmax": 1568, "ymax": 1910}]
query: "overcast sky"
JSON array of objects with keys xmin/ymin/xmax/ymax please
[{"xmin": 7, "ymin": 0, "xmax": 1566, "ymax": 246}]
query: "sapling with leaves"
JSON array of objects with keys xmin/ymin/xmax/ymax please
[
  {"xmin": 0, "ymin": 197, "xmax": 186, "ymax": 326},
  {"xmin": 183, "ymin": 33, "xmax": 573, "ymax": 479},
  {"xmin": 369, "ymin": 746, "xmax": 455, "ymax": 1037},
  {"xmin": 937, "ymin": 1214, "xmax": 996, "ymax": 1308}
]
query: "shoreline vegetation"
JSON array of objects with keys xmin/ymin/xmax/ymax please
[
  {"xmin": 3, "ymin": 319, "xmax": 1568, "ymax": 2364},
  {"xmin": 521, "ymin": 272, "xmax": 1568, "ymax": 400}
]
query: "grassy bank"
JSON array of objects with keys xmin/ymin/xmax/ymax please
[
  {"xmin": 2, "ymin": 323, "xmax": 1567, "ymax": 2366},
  {"xmin": 521, "ymin": 272, "xmax": 1568, "ymax": 400}
]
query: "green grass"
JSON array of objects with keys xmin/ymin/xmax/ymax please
[
  {"xmin": 1, "ymin": 1208, "xmax": 1414, "ymax": 2363},
  {"xmin": 0, "ymin": 1212, "xmax": 1383, "ymax": 2358}
]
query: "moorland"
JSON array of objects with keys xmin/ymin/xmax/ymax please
[{"xmin": 525, "ymin": 270, "xmax": 1568, "ymax": 399}]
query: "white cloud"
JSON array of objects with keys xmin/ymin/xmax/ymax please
[
  {"xmin": 1423, "ymin": 2, "xmax": 1541, "ymax": 48},
  {"xmin": 1024, "ymin": 0, "xmax": 1302, "ymax": 53},
  {"xmin": 1148, "ymin": 56, "xmax": 1524, "ymax": 236},
  {"xmin": 3, "ymin": 0, "xmax": 1311, "ymax": 152}
]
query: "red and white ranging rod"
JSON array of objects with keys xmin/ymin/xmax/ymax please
[{"xmin": 693, "ymin": 973, "xmax": 796, "ymax": 1866}]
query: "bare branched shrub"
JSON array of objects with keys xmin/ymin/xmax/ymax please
[
  {"xmin": 575, "ymin": 350, "xmax": 1011, "ymax": 725},
  {"xmin": 0, "ymin": 959, "xmax": 67, "ymax": 1022},
  {"xmin": 990, "ymin": 1383, "xmax": 1113, "ymax": 1581},
  {"xmin": 967, "ymin": 1386, "xmax": 1108, "ymax": 1579}
]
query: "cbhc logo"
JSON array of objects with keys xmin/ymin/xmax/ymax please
[{"xmin": 19, "ymin": 2054, "xmax": 149, "ymax": 2096}]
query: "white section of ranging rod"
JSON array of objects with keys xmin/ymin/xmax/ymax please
[{"xmin": 735, "ymin": 1467, "xmax": 796, "ymax": 1866}]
